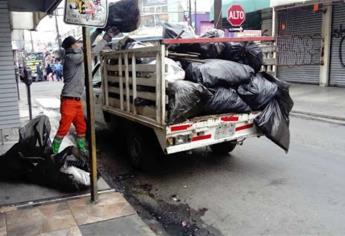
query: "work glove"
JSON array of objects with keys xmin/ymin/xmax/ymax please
[{"xmin": 103, "ymin": 26, "xmax": 120, "ymax": 42}]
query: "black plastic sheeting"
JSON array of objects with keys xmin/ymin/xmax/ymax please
[
  {"xmin": 206, "ymin": 88, "xmax": 251, "ymax": 114},
  {"xmin": 237, "ymin": 72, "xmax": 278, "ymax": 110},
  {"xmin": 105, "ymin": 0, "xmax": 140, "ymax": 32},
  {"xmin": 254, "ymin": 72, "xmax": 294, "ymax": 152},
  {"xmin": 185, "ymin": 59, "xmax": 254, "ymax": 88},
  {"xmin": 0, "ymin": 115, "xmax": 90, "ymax": 192},
  {"xmin": 168, "ymin": 80, "xmax": 212, "ymax": 124}
]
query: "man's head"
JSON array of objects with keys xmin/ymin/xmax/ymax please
[{"xmin": 62, "ymin": 36, "xmax": 81, "ymax": 50}]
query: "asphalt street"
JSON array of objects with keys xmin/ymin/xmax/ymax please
[
  {"xmin": 97, "ymin": 115, "xmax": 345, "ymax": 236},
  {"xmin": 20, "ymin": 82, "xmax": 345, "ymax": 235}
]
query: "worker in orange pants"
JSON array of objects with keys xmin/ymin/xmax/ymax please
[{"xmin": 52, "ymin": 36, "xmax": 87, "ymax": 154}]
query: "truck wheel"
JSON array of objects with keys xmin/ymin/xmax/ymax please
[
  {"xmin": 125, "ymin": 124, "xmax": 161, "ymax": 170},
  {"xmin": 210, "ymin": 141, "xmax": 237, "ymax": 155}
]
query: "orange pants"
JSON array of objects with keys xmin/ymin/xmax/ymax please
[{"xmin": 56, "ymin": 98, "xmax": 86, "ymax": 137}]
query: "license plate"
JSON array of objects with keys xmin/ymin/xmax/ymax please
[{"xmin": 215, "ymin": 123, "xmax": 235, "ymax": 140}]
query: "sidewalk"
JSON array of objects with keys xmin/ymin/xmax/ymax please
[
  {"xmin": 0, "ymin": 191, "xmax": 155, "ymax": 236},
  {"xmin": 289, "ymin": 83, "xmax": 345, "ymax": 122},
  {"xmin": 0, "ymin": 81, "xmax": 157, "ymax": 235}
]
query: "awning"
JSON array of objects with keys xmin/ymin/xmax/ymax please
[
  {"xmin": 210, "ymin": 0, "xmax": 270, "ymax": 21},
  {"xmin": 9, "ymin": 0, "xmax": 62, "ymax": 30},
  {"xmin": 8, "ymin": 0, "xmax": 62, "ymax": 14}
]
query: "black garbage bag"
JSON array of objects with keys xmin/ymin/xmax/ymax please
[
  {"xmin": 27, "ymin": 158, "xmax": 88, "ymax": 193},
  {"xmin": 254, "ymin": 72, "xmax": 294, "ymax": 152},
  {"xmin": 200, "ymin": 29, "xmax": 225, "ymax": 38},
  {"xmin": 222, "ymin": 42, "xmax": 263, "ymax": 73},
  {"xmin": 199, "ymin": 43, "xmax": 226, "ymax": 59},
  {"xmin": 185, "ymin": 59, "xmax": 254, "ymax": 88},
  {"xmin": 168, "ymin": 80, "xmax": 212, "ymax": 124},
  {"xmin": 237, "ymin": 72, "xmax": 278, "ymax": 110},
  {"xmin": 261, "ymin": 72, "xmax": 294, "ymax": 117},
  {"xmin": 206, "ymin": 88, "xmax": 251, "ymax": 114},
  {"xmin": 105, "ymin": 0, "xmax": 140, "ymax": 32},
  {"xmin": 254, "ymin": 99, "xmax": 290, "ymax": 152},
  {"xmin": 0, "ymin": 115, "xmax": 52, "ymax": 181},
  {"xmin": 54, "ymin": 146, "xmax": 90, "ymax": 172},
  {"xmin": 0, "ymin": 143, "xmax": 39, "ymax": 181},
  {"xmin": 18, "ymin": 115, "xmax": 52, "ymax": 156}
]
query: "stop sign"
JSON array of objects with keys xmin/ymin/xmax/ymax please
[{"xmin": 227, "ymin": 5, "xmax": 246, "ymax": 27}]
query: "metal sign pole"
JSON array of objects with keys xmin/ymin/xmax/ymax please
[{"xmin": 82, "ymin": 26, "xmax": 98, "ymax": 202}]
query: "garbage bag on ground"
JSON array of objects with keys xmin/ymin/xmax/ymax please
[
  {"xmin": 237, "ymin": 72, "xmax": 278, "ymax": 110},
  {"xmin": 206, "ymin": 88, "xmax": 251, "ymax": 114},
  {"xmin": 105, "ymin": 0, "xmax": 140, "ymax": 32},
  {"xmin": 168, "ymin": 80, "xmax": 212, "ymax": 124},
  {"xmin": 0, "ymin": 116, "xmax": 91, "ymax": 192},
  {"xmin": 149, "ymin": 58, "xmax": 185, "ymax": 83},
  {"xmin": 254, "ymin": 72, "xmax": 294, "ymax": 152},
  {"xmin": 222, "ymin": 42, "xmax": 264, "ymax": 72},
  {"xmin": 185, "ymin": 59, "xmax": 254, "ymax": 88},
  {"xmin": 18, "ymin": 115, "xmax": 52, "ymax": 156}
]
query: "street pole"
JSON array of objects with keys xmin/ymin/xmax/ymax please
[
  {"xmin": 82, "ymin": 27, "xmax": 98, "ymax": 202},
  {"xmin": 188, "ymin": 0, "xmax": 192, "ymax": 27},
  {"xmin": 194, "ymin": 0, "xmax": 197, "ymax": 30},
  {"xmin": 214, "ymin": 0, "xmax": 222, "ymax": 29},
  {"xmin": 29, "ymin": 31, "xmax": 34, "ymax": 52},
  {"xmin": 55, "ymin": 10, "xmax": 62, "ymax": 48}
]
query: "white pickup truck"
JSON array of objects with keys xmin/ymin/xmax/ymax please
[{"xmin": 92, "ymin": 42, "xmax": 264, "ymax": 169}]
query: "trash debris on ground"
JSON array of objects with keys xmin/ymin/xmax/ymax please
[{"xmin": 0, "ymin": 115, "xmax": 92, "ymax": 192}]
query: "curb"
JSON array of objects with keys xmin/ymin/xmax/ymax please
[{"xmin": 291, "ymin": 110, "xmax": 345, "ymax": 125}]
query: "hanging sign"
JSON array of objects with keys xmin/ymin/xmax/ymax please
[{"xmin": 64, "ymin": 0, "xmax": 108, "ymax": 27}]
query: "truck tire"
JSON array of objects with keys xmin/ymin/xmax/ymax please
[
  {"xmin": 125, "ymin": 123, "xmax": 161, "ymax": 170},
  {"xmin": 210, "ymin": 141, "xmax": 237, "ymax": 155}
]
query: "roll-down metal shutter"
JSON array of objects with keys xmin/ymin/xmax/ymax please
[
  {"xmin": 0, "ymin": 0, "xmax": 20, "ymax": 129},
  {"xmin": 277, "ymin": 6, "xmax": 322, "ymax": 84},
  {"xmin": 330, "ymin": 2, "xmax": 345, "ymax": 87}
]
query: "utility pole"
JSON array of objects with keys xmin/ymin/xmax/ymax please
[
  {"xmin": 29, "ymin": 31, "xmax": 34, "ymax": 52},
  {"xmin": 214, "ymin": 0, "xmax": 222, "ymax": 29},
  {"xmin": 188, "ymin": 0, "xmax": 192, "ymax": 27},
  {"xmin": 54, "ymin": 10, "xmax": 62, "ymax": 48},
  {"xmin": 194, "ymin": 0, "xmax": 197, "ymax": 32}
]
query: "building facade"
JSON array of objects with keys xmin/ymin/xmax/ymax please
[{"xmin": 0, "ymin": 0, "xmax": 20, "ymax": 131}]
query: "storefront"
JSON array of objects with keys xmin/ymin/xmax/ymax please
[
  {"xmin": 329, "ymin": 1, "xmax": 345, "ymax": 87},
  {"xmin": 276, "ymin": 5, "xmax": 322, "ymax": 84}
]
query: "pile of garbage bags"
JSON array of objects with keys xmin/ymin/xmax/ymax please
[
  {"xmin": 0, "ymin": 116, "xmax": 91, "ymax": 192},
  {"xmin": 161, "ymin": 25, "xmax": 294, "ymax": 152}
]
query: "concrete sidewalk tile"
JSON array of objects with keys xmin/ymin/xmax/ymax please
[
  {"xmin": 79, "ymin": 215, "xmax": 156, "ymax": 236},
  {"xmin": 67, "ymin": 192, "xmax": 135, "ymax": 226},
  {"xmin": 6, "ymin": 202, "xmax": 77, "ymax": 236},
  {"xmin": 0, "ymin": 213, "xmax": 6, "ymax": 236},
  {"xmin": 40, "ymin": 226, "xmax": 81, "ymax": 236}
]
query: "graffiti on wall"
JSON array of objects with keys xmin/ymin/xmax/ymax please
[
  {"xmin": 332, "ymin": 24, "xmax": 345, "ymax": 68},
  {"xmin": 277, "ymin": 34, "xmax": 322, "ymax": 66}
]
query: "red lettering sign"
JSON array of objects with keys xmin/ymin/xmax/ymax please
[{"xmin": 227, "ymin": 5, "xmax": 246, "ymax": 27}]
